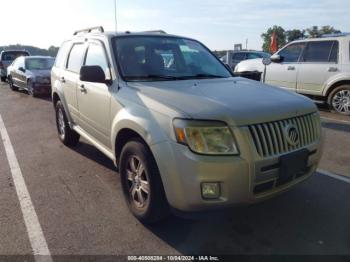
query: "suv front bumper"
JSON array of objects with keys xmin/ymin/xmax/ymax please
[{"xmin": 150, "ymin": 127, "xmax": 323, "ymax": 212}]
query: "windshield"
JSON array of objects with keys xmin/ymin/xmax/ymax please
[
  {"xmin": 259, "ymin": 52, "xmax": 271, "ymax": 58},
  {"xmin": 25, "ymin": 58, "xmax": 54, "ymax": 70},
  {"xmin": 113, "ymin": 36, "xmax": 232, "ymax": 81}
]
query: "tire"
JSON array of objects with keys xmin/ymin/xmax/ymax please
[
  {"xmin": 327, "ymin": 85, "xmax": 350, "ymax": 116},
  {"xmin": 0, "ymin": 76, "xmax": 6, "ymax": 82},
  {"xmin": 55, "ymin": 101, "xmax": 80, "ymax": 146},
  {"xmin": 8, "ymin": 76, "xmax": 18, "ymax": 91},
  {"xmin": 119, "ymin": 139, "xmax": 169, "ymax": 224},
  {"xmin": 27, "ymin": 79, "xmax": 36, "ymax": 97}
]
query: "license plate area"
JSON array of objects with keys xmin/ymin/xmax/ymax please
[{"xmin": 279, "ymin": 149, "xmax": 309, "ymax": 182}]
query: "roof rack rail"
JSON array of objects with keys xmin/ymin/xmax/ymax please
[
  {"xmin": 73, "ymin": 26, "xmax": 104, "ymax": 36},
  {"xmin": 321, "ymin": 33, "xmax": 350, "ymax": 38},
  {"xmin": 142, "ymin": 30, "xmax": 167, "ymax": 34}
]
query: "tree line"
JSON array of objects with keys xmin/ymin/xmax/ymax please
[
  {"xmin": 262, "ymin": 25, "xmax": 341, "ymax": 52},
  {"xmin": 0, "ymin": 45, "xmax": 59, "ymax": 57}
]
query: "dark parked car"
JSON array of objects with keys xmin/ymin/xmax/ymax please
[
  {"xmin": 7, "ymin": 56, "xmax": 55, "ymax": 97},
  {"xmin": 0, "ymin": 50, "xmax": 30, "ymax": 82}
]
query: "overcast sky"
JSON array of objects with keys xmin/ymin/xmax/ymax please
[{"xmin": 1, "ymin": 0, "xmax": 349, "ymax": 50}]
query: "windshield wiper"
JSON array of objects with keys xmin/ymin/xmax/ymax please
[
  {"xmin": 178, "ymin": 74, "xmax": 228, "ymax": 79},
  {"xmin": 124, "ymin": 75, "xmax": 180, "ymax": 81}
]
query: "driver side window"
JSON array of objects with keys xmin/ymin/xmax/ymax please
[
  {"xmin": 278, "ymin": 43, "xmax": 306, "ymax": 63},
  {"xmin": 85, "ymin": 43, "xmax": 111, "ymax": 79}
]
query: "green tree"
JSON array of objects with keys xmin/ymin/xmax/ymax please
[
  {"xmin": 261, "ymin": 26, "xmax": 286, "ymax": 53},
  {"xmin": 306, "ymin": 25, "xmax": 341, "ymax": 38},
  {"xmin": 48, "ymin": 46, "xmax": 59, "ymax": 57},
  {"xmin": 286, "ymin": 29, "xmax": 305, "ymax": 42}
]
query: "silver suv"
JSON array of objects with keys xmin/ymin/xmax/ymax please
[
  {"xmin": 52, "ymin": 27, "xmax": 323, "ymax": 223},
  {"xmin": 235, "ymin": 34, "xmax": 350, "ymax": 115}
]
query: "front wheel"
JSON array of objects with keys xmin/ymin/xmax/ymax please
[
  {"xmin": 55, "ymin": 101, "xmax": 80, "ymax": 146},
  {"xmin": 27, "ymin": 80, "xmax": 36, "ymax": 97},
  {"xmin": 0, "ymin": 76, "xmax": 6, "ymax": 82},
  {"xmin": 328, "ymin": 85, "xmax": 350, "ymax": 116},
  {"xmin": 8, "ymin": 76, "xmax": 18, "ymax": 91},
  {"xmin": 119, "ymin": 139, "xmax": 169, "ymax": 224}
]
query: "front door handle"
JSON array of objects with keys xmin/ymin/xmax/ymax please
[
  {"xmin": 287, "ymin": 66, "xmax": 295, "ymax": 71},
  {"xmin": 79, "ymin": 84, "xmax": 87, "ymax": 93},
  {"xmin": 328, "ymin": 67, "xmax": 338, "ymax": 72},
  {"xmin": 59, "ymin": 77, "xmax": 65, "ymax": 83}
]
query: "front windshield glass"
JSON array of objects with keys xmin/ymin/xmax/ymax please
[
  {"xmin": 114, "ymin": 36, "xmax": 232, "ymax": 81},
  {"xmin": 25, "ymin": 58, "xmax": 55, "ymax": 70}
]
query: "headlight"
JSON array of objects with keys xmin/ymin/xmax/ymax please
[{"xmin": 173, "ymin": 119, "xmax": 239, "ymax": 155}]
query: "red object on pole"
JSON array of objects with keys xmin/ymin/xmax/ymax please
[{"xmin": 270, "ymin": 32, "xmax": 278, "ymax": 53}]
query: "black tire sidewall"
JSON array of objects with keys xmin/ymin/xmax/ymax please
[
  {"xmin": 120, "ymin": 140, "xmax": 168, "ymax": 223},
  {"xmin": 8, "ymin": 76, "xmax": 17, "ymax": 91},
  {"xmin": 55, "ymin": 101, "xmax": 67, "ymax": 142},
  {"xmin": 27, "ymin": 80, "xmax": 36, "ymax": 97},
  {"xmin": 328, "ymin": 85, "xmax": 350, "ymax": 115}
]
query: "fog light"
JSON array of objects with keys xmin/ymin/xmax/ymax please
[{"xmin": 201, "ymin": 182, "xmax": 220, "ymax": 199}]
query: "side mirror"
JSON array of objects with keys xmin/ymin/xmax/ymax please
[
  {"xmin": 262, "ymin": 57, "xmax": 272, "ymax": 66},
  {"xmin": 19, "ymin": 67, "xmax": 26, "ymax": 72},
  {"xmin": 270, "ymin": 54, "xmax": 282, "ymax": 63},
  {"xmin": 80, "ymin": 65, "xmax": 107, "ymax": 84}
]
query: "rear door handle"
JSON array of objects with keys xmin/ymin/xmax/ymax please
[
  {"xmin": 328, "ymin": 67, "xmax": 338, "ymax": 72},
  {"xmin": 79, "ymin": 84, "xmax": 87, "ymax": 93},
  {"xmin": 287, "ymin": 66, "xmax": 295, "ymax": 71},
  {"xmin": 60, "ymin": 77, "xmax": 65, "ymax": 83}
]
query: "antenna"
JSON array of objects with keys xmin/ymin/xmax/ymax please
[{"xmin": 114, "ymin": 0, "xmax": 117, "ymax": 33}]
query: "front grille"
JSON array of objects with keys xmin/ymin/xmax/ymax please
[{"xmin": 249, "ymin": 113, "xmax": 320, "ymax": 157}]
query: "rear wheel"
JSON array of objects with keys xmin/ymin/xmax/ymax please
[
  {"xmin": 119, "ymin": 139, "xmax": 169, "ymax": 224},
  {"xmin": 55, "ymin": 101, "xmax": 80, "ymax": 146},
  {"xmin": 0, "ymin": 76, "xmax": 6, "ymax": 82},
  {"xmin": 8, "ymin": 76, "xmax": 18, "ymax": 91},
  {"xmin": 328, "ymin": 85, "xmax": 350, "ymax": 115}
]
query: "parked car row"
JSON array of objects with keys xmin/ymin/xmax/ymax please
[
  {"xmin": 7, "ymin": 56, "xmax": 55, "ymax": 97},
  {"xmin": 1, "ymin": 49, "xmax": 54, "ymax": 97},
  {"xmin": 220, "ymin": 50, "xmax": 270, "ymax": 71},
  {"xmin": 0, "ymin": 50, "xmax": 30, "ymax": 82},
  {"xmin": 48, "ymin": 26, "xmax": 322, "ymax": 223},
  {"xmin": 234, "ymin": 34, "xmax": 350, "ymax": 115}
]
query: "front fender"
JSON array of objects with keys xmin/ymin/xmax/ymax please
[
  {"xmin": 323, "ymin": 73, "xmax": 350, "ymax": 96},
  {"xmin": 52, "ymin": 83, "xmax": 74, "ymax": 128},
  {"xmin": 110, "ymin": 107, "xmax": 171, "ymax": 154}
]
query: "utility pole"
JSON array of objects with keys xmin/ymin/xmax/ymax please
[
  {"xmin": 114, "ymin": 0, "xmax": 117, "ymax": 32},
  {"xmin": 246, "ymin": 39, "xmax": 248, "ymax": 50}
]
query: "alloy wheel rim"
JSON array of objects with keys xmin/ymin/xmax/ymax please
[
  {"xmin": 57, "ymin": 108, "xmax": 65, "ymax": 138},
  {"xmin": 332, "ymin": 90, "xmax": 350, "ymax": 114},
  {"xmin": 126, "ymin": 156, "xmax": 150, "ymax": 209}
]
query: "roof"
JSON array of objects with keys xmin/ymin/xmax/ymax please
[
  {"xmin": 292, "ymin": 34, "xmax": 350, "ymax": 44},
  {"xmin": 70, "ymin": 26, "xmax": 193, "ymax": 41}
]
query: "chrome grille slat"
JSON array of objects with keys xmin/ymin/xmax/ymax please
[{"xmin": 249, "ymin": 113, "xmax": 319, "ymax": 157}]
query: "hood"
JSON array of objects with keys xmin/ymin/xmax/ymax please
[
  {"xmin": 234, "ymin": 58, "xmax": 264, "ymax": 73},
  {"xmin": 126, "ymin": 77, "xmax": 317, "ymax": 126},
  {"xmin": 27, "ymin": 69, "xmax": 51, "ymax": 78}
]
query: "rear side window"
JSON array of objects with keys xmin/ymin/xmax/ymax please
[
  {"xmin": 329, "ymin": 42, "xmax": 339, "ymax": 63},
  {"xmin": 302, "ymin": 41, "xmax": 338, "ymax": 63},
  {"xmin": 55, "ymin": 42, "xmax": 71, "ymax": 68},
  {"xmin": 66, "ymin": 44, "xmax": 86, "ymax": 73},
  {"xmin": 278, "ymin": 43, "xmax": 306, "ymax": 63}
]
